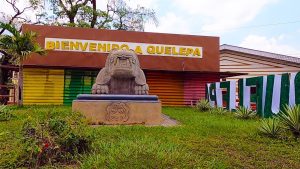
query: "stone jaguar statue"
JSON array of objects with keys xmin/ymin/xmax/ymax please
[{"xmin": 92, "ymin": 49, "xmax": 149, "ymax": 95}]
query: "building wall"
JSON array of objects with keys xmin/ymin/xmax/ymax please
[
  {"xmin": 22, "ymin": 24, "xmax": 220, "ymax": 72},
  {"xmin": 184, "ymin": 73, "xmax": 220, "ymax": 105},
  {"xmin": 145, "ymin": 71, "xmax": 184, "ymax": 106},
  {"xmin": 23, "ymin": 68, "xmax": 218, "ymax": 106},
  {"xmin": 220, "ymin": 52, "xmax": 300, "ymax": 81},
  {"xmin": 63, "ymin": 69, "xmax": 97, "ymax": 105},
  {"xmin": 23, "ymin": 68, "xmax": 64, "ymax": 105}
]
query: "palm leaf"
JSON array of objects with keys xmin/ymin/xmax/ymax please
[
  {"xmin": 278, "ymin": 105, "xmax": 300, "ymax": 139},
  {"xmin": 235, "ymin": 106, "xmax": 257, "ymax": 119},
  {"xmin": 0, "ymin": 22, "xmax": 20, "ymax": 38},
  {"xmin": 210, "ymin": 107, "xmax": 228, "ymax": 114},
  {"xmin": 196, "ymin": 99, "xmax": 212, "ymax": 112},
  {"xmin": 0, "ymin": 23, "xmax": 45, "ymax": 64},
  {"xmin": 259, "ymin": 118, "xmax": 281, "ymax": 138},
  {"xmin": 32, "ymin": 44, "xmax": 46, "ymax": 55}
]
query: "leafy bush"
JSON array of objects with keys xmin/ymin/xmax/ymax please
[
  {"xmin": 0, "ymin": 105, "xmax": 14, "ymax": 121},
  {"xmin": 259, "ymin": 118, "xmax": 281, "ymax": 138},
  {"xmin": 278, "ymin": 105, "xmax": 300, "ymax": 139},
  {"xmin": 234, "ymin": 106, "xmax": 256, "ymax": 119},
  {"xmin": 196, "ymin": 99, "xmax": 212, "ymax": 112},
  {"xmin": 17, "ymin": 111, "xmax": 93, "ymax": 168},
  {"xmin": 210, "ymin": 107, "xmax": 228, "ymax": 114}
]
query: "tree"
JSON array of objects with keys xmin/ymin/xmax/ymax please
[
  {"xmin": 108, "ymin": 0, "xmax": 158, "ymax": 31},
  {"xmin": 35, "ymin": 0, "xmax": 98, "ymax": 27},
  {"xmin": 0, "ymin": 0, "xmax": 41, "ymax": 104},
  {"xmin": 0, "ymin": 0, "xmax": 40, "ymax": 35},
  {"xmin": 0, "ymin": 22, "xmax": 45, "ymax": 105},
  {"xmin": 37, "ymin": 0, "xmax": 158, "ymax": 31}
]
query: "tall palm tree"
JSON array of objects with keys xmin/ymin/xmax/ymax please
[{"xmin": 0, "ymin": 22, "xmax": 45, "ymax": 105}]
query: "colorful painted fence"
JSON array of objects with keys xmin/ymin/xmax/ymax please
[
  {"xmin": 23, "ymin": 68, "xmax": 64, "ymax": 105},
  {"xmin": 63, "ymin": 69, "xmax": 97, "ymax": 105},
  {"xmin": 23, "ymin": 68, "xmax": 215, "ymax": 106},
  {"xmin": 206, "ymin": 72, "xmax": 300, "ymax": 117}
]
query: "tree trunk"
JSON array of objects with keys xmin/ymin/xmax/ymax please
[
  {"xmin": 69, "ymin": 17, "xmax": 75, "ymax": 24},
  {"xmin": 18, "ymin": 58, "xmax": 23, "ymax": 106},
  {"xmin": 91, "ymin": 0, "xmax": 97, "ymax": 28},
  {"xmin": 0, "ymin": 67, "xmax": 3, "ymax": 85},
  {"xmin": 0, "ymin": 67, "xmax": 4, "ymax": 104}
]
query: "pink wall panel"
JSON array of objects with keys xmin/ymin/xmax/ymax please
[{"xmin": 184, "ymin": 73, "xmax": 220, "ymax": 106}]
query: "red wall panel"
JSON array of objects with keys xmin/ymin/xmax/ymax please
[{"xmin": 184, "ymin": 73, "xmax": 220, "ymax": 105}]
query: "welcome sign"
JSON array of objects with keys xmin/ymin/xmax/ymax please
[
  {"xmin": 206, "ymin": 72, "xmax": 300, "ymax": 117},
  {"xmin": 45, "ymin": 38, "xmax": 203, "ymax": 58}
]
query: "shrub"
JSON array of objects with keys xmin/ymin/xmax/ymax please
[
  {"xmin": 210, "ymin": 107, "xmax": 228, "ymax": 114},
  {"xmin": 18, "ymin": 111, "xmax": 92, "ymax": 168},
  {"xmin": 0, "ymin": 105, "xmax": 14, "ymax": 121},
  {"xmin": 278, "ymin": 105, "xmax": 300, "ymax": 139},
  {"xmin": 234, "ymin": 106, "xmax": 256, "ymax": 119},
  {"xmin": 259, "ymin": 118, "xmax": 281, "ymax": 138},
  {"xmin": 196, "ymin": 99, "xmax": 212, "ymax": 112}
]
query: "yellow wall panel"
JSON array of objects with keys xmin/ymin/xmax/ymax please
[{"xmin": 23, "ymin": 68, "xmax": 64, "ymax": 105}]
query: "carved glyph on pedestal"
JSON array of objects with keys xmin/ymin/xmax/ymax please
[{"xmin": 106, "ymin": 102, "xmax": 129, "ymax": 122}]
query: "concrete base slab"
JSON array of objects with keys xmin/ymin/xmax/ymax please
[{"xmin": 72, "ymin": 100, "xmax": 162, "ymax": 125}]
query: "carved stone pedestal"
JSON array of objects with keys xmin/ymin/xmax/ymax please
[{"xmin": 72, "ymin": 94, "xmax": 162, "ymax": 125}]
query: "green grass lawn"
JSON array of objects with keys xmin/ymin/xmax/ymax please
[{"xmin": 1, "ymin": 106, "xmax": 300, "ymax": 169}]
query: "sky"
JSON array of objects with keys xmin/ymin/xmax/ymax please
[
  {"xmin": 139, "ymin": 0, "xmax": 300, "ymax": 57},
  {"xmin": 1, "ymin": 0, "xmax": 300, "ymax": 57}
]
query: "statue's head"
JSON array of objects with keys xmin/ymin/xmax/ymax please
[{"xmin": 105, "ymin": 49, "xmax": 140, "ymax": 78}]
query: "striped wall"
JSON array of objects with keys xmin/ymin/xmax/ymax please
[
  {"xmin": 23, "ymin": 68, "xmax": 217, "ymax": 106},
  {"xmin": 145, "ymin": 71, "xmax": 184, "ymax": 106},
  {"xmin": 220, "ymin": 53, "xmax": 300, "ymax": 81},
  {"xmin": 184, "ymin": 73, "xmax": 220, "ymax": 106},
  {"xmin": 63, "ymin": 70, "xmax": 97, "ymax": 105},
  {"xmin": 23, "ymin": 68, "xmax": 64, "ymax": 105}
]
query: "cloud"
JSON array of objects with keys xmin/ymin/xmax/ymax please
[
  {"xmin": 0, "ymin": 0, "xmax": 42, "ymax": 32},
  {"xmin": 0, "ymin": 0, "xmax": 40, "ymax": 24},
  {"xmin": 170, "ymin": 0, "xmax": 278, "ymax": 34},
  {"xmin": 145, "ymin": 12, "xmax": 190, "ymax": 34},
  {"xmin": 240, "ymin": 35, "xmax": 300, "ymax": 57},
  {"xmin": 96, "ymin": 0, "xmax": 159, "ymax": 10},
  {"xmin": 126, "ymin": 0, "xmax": 159, "ymax": 9}
]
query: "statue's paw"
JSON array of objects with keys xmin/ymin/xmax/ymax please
[
  {"xmin": 134, "ymin": 84, "xmax": 149, "ymax": 95},
  {"xmin": 92, "ymin": 84, "xmax": 109, "ymax": 94}
]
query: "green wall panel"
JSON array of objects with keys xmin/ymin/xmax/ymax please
[{"xmin": 63, "ymin": 69, "xmax": 98, "ymax": 105}]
